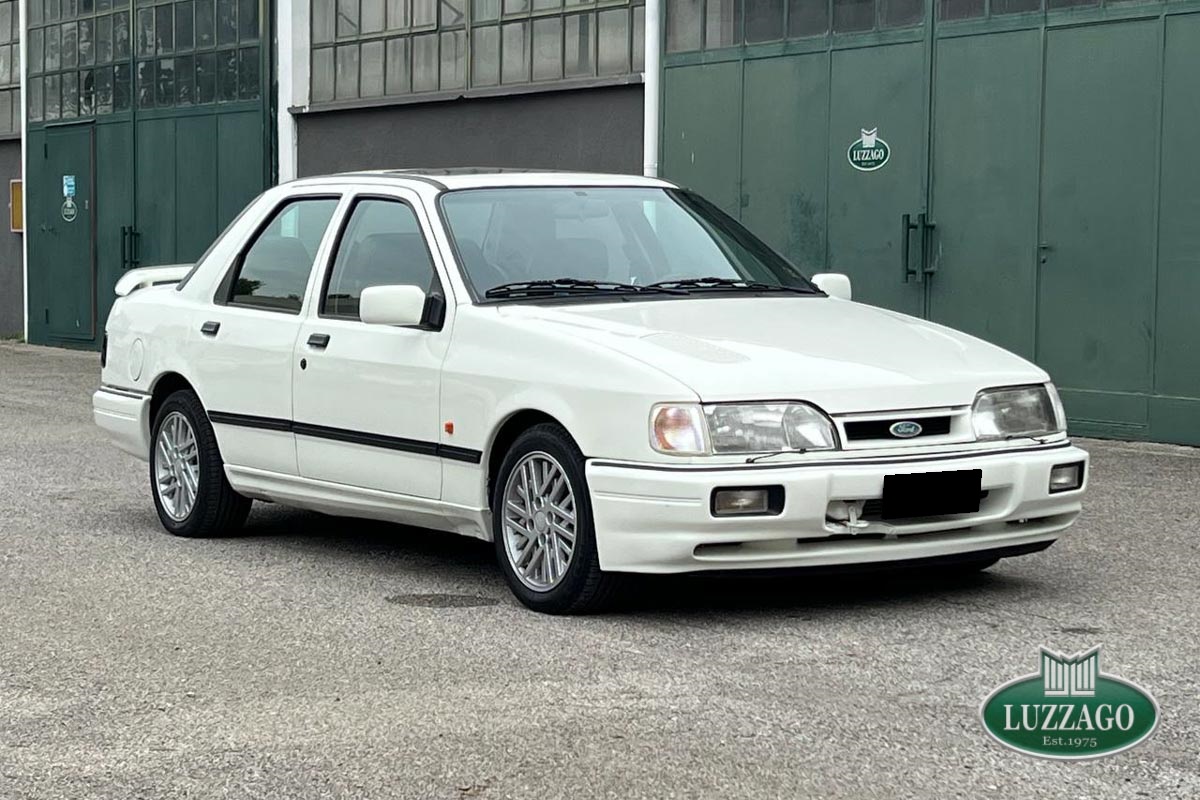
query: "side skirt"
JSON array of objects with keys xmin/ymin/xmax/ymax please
[{"xmin": 224, "ymin": 465, "xmax": 491, "ymax": 541}]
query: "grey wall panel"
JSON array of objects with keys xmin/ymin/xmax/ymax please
[
  {"xmin": 0, "ymin": 139, "xmax": 22, "ymax": 337},
  {"xmin": 296, "ymin": 85, "xmax": 644, "ymax": 177}
]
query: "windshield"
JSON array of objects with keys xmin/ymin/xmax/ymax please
[{"xmin": 438, "ymin": 187, "xmax": 816, "ymax": 300}]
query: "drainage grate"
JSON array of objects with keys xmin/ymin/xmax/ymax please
[{"xmin": 385, "ymin": 593, "xmax": 500, "ymax": 608}]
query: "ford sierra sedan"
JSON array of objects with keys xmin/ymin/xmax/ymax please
[{"xmin": 93, "ymin": 169, "xmax": 1088, "ymax": 613}]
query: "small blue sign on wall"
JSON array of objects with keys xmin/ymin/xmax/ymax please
[{"xmin": 62, "ymin": 175, "xmax": 76, "ymax": 198}]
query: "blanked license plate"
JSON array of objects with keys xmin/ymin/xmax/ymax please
[{"xmin": 881, "ymin": 469, "xmax": 982, "ymax": 520}]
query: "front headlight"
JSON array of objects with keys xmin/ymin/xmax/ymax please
[
  {"xmin": 650, "ymin": 402, "xmax": 838, "ymax": 455},
  {"xmin": 972, "ymin": 384, "xmax": 1065, "ymax": 440}
]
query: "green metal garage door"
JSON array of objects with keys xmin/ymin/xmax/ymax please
[
  {"xmin": 662, "ymin": 0, "xmax": 1200, "ymax": 445},
  {"xmin": 25, "ymin": 0, "xmax": 272, "ymax": 349}
]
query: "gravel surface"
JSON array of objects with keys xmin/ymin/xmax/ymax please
[{"xmin": 1, "ymin": 341, "xmax": 1197, "ymax": 799}]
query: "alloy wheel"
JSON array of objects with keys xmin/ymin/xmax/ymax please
[
  {"xmin": 501, "ymin": 451, "xmax": 577, "ymax": 592},
  {"xmin": 154, "ymin": 411, "xmax": 201, "ymax": 521}
]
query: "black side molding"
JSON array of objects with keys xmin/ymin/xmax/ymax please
[
  {"xmin": 208, "ymin": 411, "xmax": 483, "ymax": 464},
  {"xmin": 207, "ymin": 410, "xmax": 292, "ymax": 432}
]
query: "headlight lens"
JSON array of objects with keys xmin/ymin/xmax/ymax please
[
  {"xmin": 651, "ymin": 402, "xmax": 837, "ymax": 455},
  {"xmin": 972, "ymin": 384, "xmax": 1065, "ymax": 440},
  {"xmin": 706, "ymin": 403, "xmax": 837, "ymax": 454}
]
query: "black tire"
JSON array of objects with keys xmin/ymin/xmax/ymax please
[
  {"xmin": 491, "ymin": 423, "xmax": 624, "ymax": 614},
  {"xmin": 150, "ymin": 389, "xmax": 251, "ymax": 538}
]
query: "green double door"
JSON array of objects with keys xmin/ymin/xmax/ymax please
[
  {"xmin": 930, "ymin": 18, "xmax": 1171, "ymax": 438},
  {"xmin": 25, "ymin": 0, "xmax": 272, "ymax": 349},
  {"xmin": 666, "ymin": 0, "xmax": 1200, "ymax": 442}
]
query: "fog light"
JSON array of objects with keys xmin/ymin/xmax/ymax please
[
  {"xmin": 711, "ymin": 486, "xmax": 784, "ymax": 517},
  {"xmin": 1048, "ymin": 462, "xmax": 1084, "ymax": 493}
]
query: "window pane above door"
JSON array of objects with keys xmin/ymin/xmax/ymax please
[
  {"xmin": 231, "ymin": 198, "xmax": 341, "ymax": 314},
  {"xmin": 323, "ymin": 199, "xmax": 437, "ymax": 320},
  {"xmin": 833, "ymin": 0, "xmax": 874, "ymax": 31}
]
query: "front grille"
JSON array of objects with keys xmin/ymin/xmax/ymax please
[{"xmin": 843, "ymin": 416, "xmax": 952, "ymax": 441}]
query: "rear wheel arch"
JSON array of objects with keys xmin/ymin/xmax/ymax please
[
  {"xmin": 149, "ymin": 387, "xmax": 251, "ymax": 537},
  {"xmin": 149, "ymin": 372, "xmax": 199, "ymax": 426}
]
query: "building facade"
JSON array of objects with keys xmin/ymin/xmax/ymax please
[
  {"xmin": 291, "ymin": 0, "xmax": 648, "ymax": 174},
  {"xmin": 659, "ymin": 0, "xmax": 1200, "ymax": 446},
  {"xmin": 17, "ymin": 0, "xmax": 649, "ymax": 348},
  {"xmin": 0, "ymin": 0, "xmax": 20, "ymax": 336},
  {"xmin": 9, "ymin": 0, "xmax": 1200, "ymax": 446}
]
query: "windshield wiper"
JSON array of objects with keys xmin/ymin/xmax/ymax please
[
  {"xmin": 646, "ymin": 276, "xmax": 816, "ymax": 294},
  {"xmin": 485, "ymin": 278, "xmax": 687, "ymax": 299}
]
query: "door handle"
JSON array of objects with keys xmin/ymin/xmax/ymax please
[
  {"xmin": 901, "ymin": 213, "xmax": 920, "ymax": 283},
  {"xmin": 920, "ymin": 214, "xmax": 937, "ymax": 275},
  {"xmin": 200, "ymin": 321, "xmax": 220, "ymax": 336},
  {"xmin": 120, "ymin": 226, "xmax": 142, "ymax": 269},
  {"xmin": 307, "ymin": 333, "xmax": 331, "ymax": 349},
  {"xmin": 1039, "ymin": 242, "xmax": 1052, "ymax": 264}
]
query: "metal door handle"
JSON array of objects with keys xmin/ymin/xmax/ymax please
[
  {"xmin": 901, "ymin": 213, "xmax": 920, "ymax": 283},
  {"xmin": 307, "ymin": 333, "xmax": 331, "ymax": 349},
  {"xmin": 200, "ymin": 321, "xmax": 220, "ymax": 336},
  {"xmin": 120, "ymin": 226, "xmax": 141, "ymax": 269},
  {"xmin": 920, "ymin": 214, "xmax": 937, "ymax": 275}
]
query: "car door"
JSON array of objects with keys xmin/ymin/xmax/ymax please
[
  {"xmin": 189, "ymin": 193, "xmax": 343, "ymax": 475},
  {"xmin": 291, "ymin": 190, "xmax": 452, "ymax": 499}
]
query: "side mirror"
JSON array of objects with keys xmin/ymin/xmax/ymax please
[
  {"xmin": 811, "ymin": 272, "xmax": 852, "ymax": 301},
  {"xmin": 360, "ymin": 285, "xmax": 427, "ymax": 326}
]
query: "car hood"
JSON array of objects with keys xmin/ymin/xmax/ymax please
[{"xmin": 495, "ymin": 297, "xmax": 1048, "ymax": 413}]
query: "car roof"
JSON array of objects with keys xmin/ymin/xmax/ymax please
[{"xmin": 288, "ymin": 167, "xmax": 677, "ymax": 192}]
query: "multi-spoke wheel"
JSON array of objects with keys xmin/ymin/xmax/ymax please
[
  {"xmin": 154, "ymin": 411, "xmax": 200, "ymax": 521},
  {"xmin": 150, "ymin": 389, "xmax": 251, "ymax": 538},
  {"xmin": 501, "ymin": 452, "xmax": 577, "ymax": 592},
  {"xmin": 492, "ymin": 423, "xmax": 623, "ymax": 614}
]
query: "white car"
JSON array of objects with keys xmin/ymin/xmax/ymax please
[{"xmin": 93, "ymin": 169, "xmax": 1088, "ymax": 613}]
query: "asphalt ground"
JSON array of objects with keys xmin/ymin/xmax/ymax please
[{"xmin": 1, "ymin": 341, "xmax": 1197, "ymax": 799}]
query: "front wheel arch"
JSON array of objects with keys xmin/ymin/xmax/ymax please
[
  {"xmin": 490, "ymin": 422, "xmax": 623, "ymax": 614},
  {"xmin": 485, "ymin": 409, "xmax": 571, "ymax": 504}
]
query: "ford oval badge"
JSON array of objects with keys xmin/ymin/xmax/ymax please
[{"xmin": 889, "ymin": 420, "xmax": 923, "ymax": 438}]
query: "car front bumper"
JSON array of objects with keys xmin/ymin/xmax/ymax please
[
  {"xmin": 586, "ymin": 442, "xmax": 1088, "ymax": 574},
  {"xmin": 93, "ymin": 386, "xmax": 152, "ymax": 461}
]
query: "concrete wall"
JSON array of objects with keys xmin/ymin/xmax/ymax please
[
  {"xmin": 296, "ymin": 85, "xmax": 644, "ymax": 177},
  {"xmin": 0, "ymin": 139, "xmax": 21, "ymax": 337}
]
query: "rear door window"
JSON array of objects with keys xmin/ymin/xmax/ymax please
[{"xmin": 227, "ymin": 197, "xmax": 340, "ymax": 313}]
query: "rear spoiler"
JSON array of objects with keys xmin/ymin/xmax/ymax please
[{"xmin": 114, "ymin": 264, "xmax": 193, "ymax": 297}]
